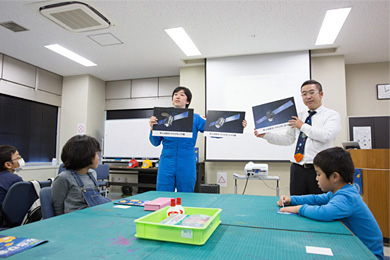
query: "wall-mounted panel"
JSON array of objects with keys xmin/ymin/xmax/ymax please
[
  {"xmin": 3, "ymin": 56, "xmax": 36, "ymax": 88},
  {"xmin": 0, "ymin": 80, "xmax": 61, "ymax": 107},
  {"xmin": 159, "ymin": 76, "xmax": 179, "ymax": 96},
  {"xmin": 106, "ymin": 80, "xmax": 131, "ymax": 99},
  {"xmin": 37, "ymin": 68, "xmax": 63, "ymax": 95},
  {"xmin": 105, "ymin": 96, "xmax": 172, "ymax": 110},
  {"xmin": 131, "ymin": 78, "xmax": 158, "ymax": 98}
]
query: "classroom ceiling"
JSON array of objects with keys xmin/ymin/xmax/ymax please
[{"xmin": 0, "ymin": 0, "xmax": 388, "ymax": 82}]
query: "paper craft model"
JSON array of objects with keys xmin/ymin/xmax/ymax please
[
  {"xmin": 209, "ymin": 114, "xmax": 240, "ymax": 128},
  {"xmin": 255, "ymin": 100, "xmax": 294, "ymax": 125},
  {"xmin": 158, "ymin": 111, "xmax": 189, "ymax": 127}
]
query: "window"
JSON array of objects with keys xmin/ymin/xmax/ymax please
[{"xmin": 0, "ymin": 94, "xmax": 58, "ymax": 163}]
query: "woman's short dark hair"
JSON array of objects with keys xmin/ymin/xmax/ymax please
[
  {"xmin": 301, "ymin": 79, "xmax": 323, "ymax": 92},
  {"xmin": 0, "ymin": 145, "xmax": 17, "ymax": 170},
  {"xmin": 172, "ymin": 86, "xmax": 192, "ymax": 108},
  {"xmin": 313, "ymin": 147, "xmax": 354, "ymax": 183},
  {"xmin": 61, "ymin": 135, "xmax": 101, "ymax": 170}
]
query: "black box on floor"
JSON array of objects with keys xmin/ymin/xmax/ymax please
[
  {"xmin": 199, "ymin": 184, "xmax": 220, "ymax": 194},
  {"xmin": 195, "ymin": 163, "xmax": 205, "ymax": 192}
]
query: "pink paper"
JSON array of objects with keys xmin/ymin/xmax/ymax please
[{"xmin": 144, "ymin": 197, "xmax": 173, "ymax": 211}]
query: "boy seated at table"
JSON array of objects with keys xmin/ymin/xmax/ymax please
[
  {"xmin": 52, "ymin": 135, "xmax": 111, "ymax": 216},
  {"xmin": 0, "ymin": 145, "xmax": 24, "ymax": 207},
  {"xmin": 278, "ymin": 147, "xmax": 384, "ymax": 260}
]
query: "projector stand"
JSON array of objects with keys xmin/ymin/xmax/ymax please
[{"xmin": 233, "ymin": 174, "xmax": 280, "ymax": 196}]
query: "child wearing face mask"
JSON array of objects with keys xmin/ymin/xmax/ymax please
[{"xmin": 0, "ymin": 145, "xmax": 24, "ymax": 207}]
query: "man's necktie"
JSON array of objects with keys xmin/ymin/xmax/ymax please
[{"xmin": 294, "ymin": 111, "xmax": 317, "ymax": 162}]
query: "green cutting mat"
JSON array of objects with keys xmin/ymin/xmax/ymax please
[
  {"xmin": 0, "ymin": 212, "xmax": 375, "ymax": 260},
  {"xmin": 78, "ymin": 191, "xmax": 351, "ymax": 235}
]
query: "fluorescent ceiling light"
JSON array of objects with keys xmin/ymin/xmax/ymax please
[
  {"xmin": 44, "ymin": 44, "xmax": 97, "ymax": 66},
  {"xmin": 315, "ymin": 7, "xmax": 351, "ymax": 45},
  {"xmin": 165, "ymin": 27, "xmax": 201, "ymax": 56}
]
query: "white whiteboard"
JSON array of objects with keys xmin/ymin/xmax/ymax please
[
  {"xmin": 206, "ymin": 51, "xmax": 310, "ymax": 161},
  {"xmin": 103, "ymin": 119, "xmax": 162, "ymax": 159}
]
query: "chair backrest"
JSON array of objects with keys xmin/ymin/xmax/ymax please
[
  {"xmin": 1, "ymin": 182, "xmax": 39, "ymax": 228},
  {"xmin": 39, "ymin": 179, "xmax": 53, "ymax": 188},
  {"xmin": 58, "ymin": 163, "xmax": 66, "ymax": 174},
  {"xmin": 95, "ymin": 164, "xmax": 109, "ymax": 180},
  {"xmin": 39, "ymin": 187, "xmax": 55, "ymax": 219}
]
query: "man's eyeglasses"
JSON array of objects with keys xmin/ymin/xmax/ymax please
[{"xmin": 301, "ymin": 90, "xmax": 318, "ymax": 97}]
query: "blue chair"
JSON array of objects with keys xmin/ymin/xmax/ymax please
[
  {"xmin": 40, "ymin": 187, "xmax": 56, "ymax": 219},
  {"xmin": 95, "ymin": 164, "xmax": 110, "ymax": 197},
  {"xmin": 39, "ymin": 179, "xmax": 54, "ymax": 188},
  {"xmin": 0, "ymin": 182, "xmax": 39, "ymax": 228},
  {"xmin": 58, "ymin": 163, "xmax": 66, "ymax": 174}
]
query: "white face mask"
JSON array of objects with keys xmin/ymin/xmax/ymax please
[{"xmin": 14, "ymin": 158, "xmax": 25, "ymax": 173}]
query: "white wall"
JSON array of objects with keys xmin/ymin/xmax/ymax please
[
  {"xmin": 21, "ymin": 166, "xmax": 59, "ymax": 181},
  {"xmin": 3, "ymin": 52, "xmax": 389, "ymax": 188},
  {"xmin": 311, "ymin": 55, "xmax": 348, "ymax": 146},
  {"xmin": 346, "ymin": 62, "xmax": 390, "ymax": 117},
  {"xmin": 180, "ymin": 65, "xmax": 206, "ymax": 162},
  {"xmin": 59, "ymin": 75, "xmax": 89, "ymax": 152},
  {"xmin": 59, "ymin": 75, "xmax": 105, "ymax": 161},
  {"xmin": 86, "ymin": 75, "xmax": 106, "ymax": 144}
]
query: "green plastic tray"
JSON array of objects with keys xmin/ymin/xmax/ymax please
[{"xmin": 134, "ymin": 206, "xmax": 221, "ymax": 245}]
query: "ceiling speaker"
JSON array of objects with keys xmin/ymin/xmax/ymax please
[{"xmin": 39, "ymin": 1, "xmax": 111, "ymax": 32}]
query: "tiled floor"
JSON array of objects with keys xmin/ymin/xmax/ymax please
[
  {"xmin": 384, "ymin": 245, "xmax": 389, "ymax": 257},
  {"xmin": 109, "ymin": 192, "xmax": 124, "ymax": 201}
]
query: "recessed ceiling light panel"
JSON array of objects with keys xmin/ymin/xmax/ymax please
[
  {"xmin": 39, "ymin": 1, "xmax": 111, "ymax": 32},
  {"xmin": 45, "ymin": 44, "xmax": 97, "ymax": 67},
  {"xmin": 315, "ymin": 8, "xmax": 351, "ymax": 45},
  {"xmin": 165, "ymin": 27, "xmax": 201, "ymax": 56}
]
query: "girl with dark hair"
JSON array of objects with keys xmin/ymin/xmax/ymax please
[{"xmin": 52, "ymin": 135, "xmax": 110, "ymax": 215}]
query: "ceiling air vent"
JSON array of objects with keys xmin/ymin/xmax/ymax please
[
  {"xmin": 39, "ymin": 1, "xmax": 111, "ymax": 32},
  {"xmin": 0, "ymin": 21, "xmax": 29, "ymax": 32}
]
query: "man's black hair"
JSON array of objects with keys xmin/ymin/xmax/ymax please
[
  {"xmin": 61, "ymin": 135, "xmax": 101, "ymax": 170},
  {"xmin": 301, "ymin": 79, "xmax": 323, "ymax": 92},
  {"xmin": 0, "ymin": 145, "xmax": 17, "ymax": 171},
  {"xmin": 313, "ymin": 147, "xmax": 354, "ymax": 183},
  {"xmin": 172, "ymin": 86, "xmax": 192, "ymax": 108}
]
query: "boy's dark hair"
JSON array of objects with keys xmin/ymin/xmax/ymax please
[
  {"xmin": 313, "ymin": 147, "xmax": 354, "ymax": 183},
  {"xmin": 172, "ymin": 86, "xmax": 192, "ymax": 108},
  {"xmin": 0, "ymin": 145, "xmax": 17, "ymax": 171},
  {"xmin": 61, "ymin": 135, "xmax": 101, "ymax": 170},
  {"xmin": 301, "ymin": 79, "xmax": 323, "ymax": 92}
]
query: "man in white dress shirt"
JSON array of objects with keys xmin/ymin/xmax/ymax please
[{"xmin": 254, "ymin": 80, "xmax": 341, "ymax": 195}]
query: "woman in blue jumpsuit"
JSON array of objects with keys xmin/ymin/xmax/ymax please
[{"xmin": 149, "ymin": 87, "xmax": 204, "ymax": 192}]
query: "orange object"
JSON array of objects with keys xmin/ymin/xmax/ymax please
[{"xmin": 294, "ymin": 153, "xmax": 303, "ymax": 162}]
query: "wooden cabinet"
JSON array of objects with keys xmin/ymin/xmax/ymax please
[
  {"xmin": 106, "ymin": 162, "xmax": 205, "ymax": 194},
  {"xmin": 108, "ymin": 165, "xmax": 157, "ymax": 194},
  {"xmin": 349, "ymin": 149, "xmax": 390, "ymax": 241}
]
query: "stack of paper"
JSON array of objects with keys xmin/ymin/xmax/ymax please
[{"xmin": 144, "ymin": 197, "xmax": 172, "ymax": 211}]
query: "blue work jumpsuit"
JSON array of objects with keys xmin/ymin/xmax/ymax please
[{"xmin": 149, "ymin": 113, "xmax": 205, "ymax": 192}]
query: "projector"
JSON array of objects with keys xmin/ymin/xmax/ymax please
[{"xmin": 244, "ymin": 162, "xmax": 268, "ymax": 178}]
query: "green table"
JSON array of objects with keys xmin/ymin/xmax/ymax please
[
  {"xmin": 0, "ymin": 191, "xmax": 376, "ymax": 259},
  {"xmin": 79, "ymin": 191, "xmax": 350, "ymax": 235}
]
